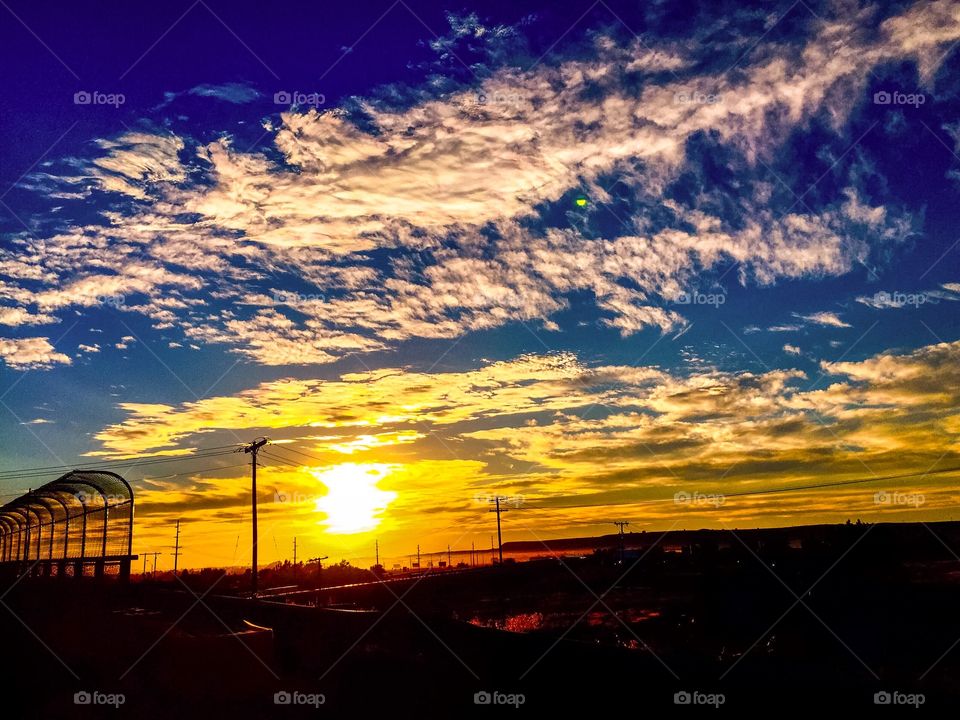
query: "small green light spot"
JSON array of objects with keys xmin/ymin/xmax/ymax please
[{"xmin": 575, "ymin": 196, "xmax": 588, "ymax": 207}]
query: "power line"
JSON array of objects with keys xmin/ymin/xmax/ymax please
[
  {"xmin": 136, "ymin": 462, "xmax": 251, "ymax": 483},
  {"xmin": 267, "ymin": 444, "xmax": 325, "ymax": 465},
  {"xmin": 0, "ymin": 443, "xmax": 239, "ymax": 474},
  {"xmin": 258, "ymin": 450, "xmax": 301, "ymax": 469},
  {"xmin": 0, "ymin": 450, "xmax": 238, "ymax": 479},
  {"xmin": 259, "ymin": 447, "xmax": 960, "ymax": 515},
  {"xmin": 0, "ymin": 447, "xmax": 238, "ymax": 480},
  {"xmin": 0, "ymin": 460, "xmax": 251, "ymax": 506},
  {"xmin": 518, "ymin": 464, "xmax": 960, "ymax": 513}
]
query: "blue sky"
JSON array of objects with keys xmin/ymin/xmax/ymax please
[{"xmin": 1, "ymin": 0, "xmax": 959, "ymax": 566}]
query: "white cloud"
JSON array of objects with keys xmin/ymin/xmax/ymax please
[
  {"xmin": 1, "ymin": 1, "xmax": 955, "ymax": 366},
  {"xmin": 795, "ymin": 311, "xmax": 851, "ymax": 328},
  {"xmin": 0, "ymin": 337, "xmax": 71, "ymax": 369},
  {"xmin": 0, "ymin": 307, "xmax": 58, "ymax": 327}
]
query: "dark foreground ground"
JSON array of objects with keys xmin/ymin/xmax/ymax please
[{"xmin": 2, "ymin": 521, "xmax": 959, "ymax": 716}]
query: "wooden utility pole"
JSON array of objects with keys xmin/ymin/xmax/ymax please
[
  {"xmin": 309, "ymin": 556, "xmax": 327, "ymax": 596},
  {"xmin": 242, "ymin": 437, "xmax": 269, "ymax": 595},
  {"xmin": 172, "ymin": 519, "xmax": 182, "ymax": 575},
  {"xmin": 613, "ymin": 521, "xmax": 630, "ymax": 564},
  {"xmin": 489, "ymin": 497, "xmax": 508, "ymax": 564}
]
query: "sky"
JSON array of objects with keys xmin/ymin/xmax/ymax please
[{"xmin": 1, "ymin": 0, "xmax": 959, "ymax": 570}]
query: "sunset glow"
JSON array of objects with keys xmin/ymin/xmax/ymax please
[
  {"xmin": 3, "ymin": 2, "xmax": 960, "ymax": 711},
  {"xmin": 0, "ymin": 0, "xmax": 957, "ymax": 576},
  {"xmin": 312, "ymin": 463, "xmax": 398, "ymax": 534}
]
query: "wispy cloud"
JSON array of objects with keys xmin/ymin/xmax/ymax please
[
  {"xmin": 794, "ymin": 311, "xmax": 852, "ymax": 328},
  {"xmin": 0, "ymin": 2, "xmax": 951, "ymax": 367},
  {"xmin": 105, "ymin": 339, "xmax": 960, "ymax": 543}
]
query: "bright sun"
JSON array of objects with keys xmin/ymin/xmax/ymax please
[{"xmin": 312, "ymin": 463, "xmax": 398, "ymax": 534}]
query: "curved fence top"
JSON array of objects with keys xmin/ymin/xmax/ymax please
[{"xmin": 0, "ymin": 470, "xmax": 134, "ymax": 563}]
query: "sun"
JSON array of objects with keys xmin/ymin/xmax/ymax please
[{"xmin": 311, "ymin": 463, "xmax": 398, "ymax": 534}]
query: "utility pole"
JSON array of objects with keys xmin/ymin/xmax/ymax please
[
  {"xmin": 308, "ymin": 556, "xmax": 328, "ymax": 597},
  {"xmin": 489, "ymin": 496, "xmax": 508, "ymax": 564},
  {"xmin": 613, "ymin": 521, "xmax": 630, "ymax": 564},
  {"xmin": 375, "ymin": 539, "xmax": 379, "ymax": 567},
  {"xmin": 172, "ymin": 519, "xmax": 182, "ymax": 575},
  {"xmin": 142, "ymin": 555, "xmax": 147, "ymax": 576},
  {"xmin": 471, "ymin": 541, "xmax": 475, "ymax": 567},
  {"xmin": 293, "ymin": 537, "xmax": 298, "ymax": 566},
  {"xmin": 416, "ymin": 544, "xmax": 421, "ymax": 571},
  {"xmin": 447, "ymin": 544, "xmax": 451, "ymax": 568},
  {"xmin": 146, "ymin": 551, "xmax": 161, "ymax": 575},
  {"xmin": 241, "ymin": 437, "xmax": 268, "ymax": 595}
]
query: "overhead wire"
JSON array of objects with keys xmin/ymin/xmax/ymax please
[{"xmin": 0, "ymin": 444, "xmax": 240, "ymax": 479}]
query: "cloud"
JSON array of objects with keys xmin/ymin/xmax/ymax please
[
  {"xmin": 0, "ymin": 337, "xmax": 71, "ymax": 369},
  {"xmin": 95, "ymin": 339, "xmax": 960, "ymax": 547},
  {"xmin": 1, "ymin": 1, "xmax": 956, "ymax": 367},
  {"xmin": 794, "ymin": 311, "xmax": 851, "ymax": 328},
  {"xmin": 60, "ymin": 131, "xmax": 187, "ymax": 200},
  {"xmin": 0, "ymin": 307, "xmax": 59, "ymax": 327},
  {"xmin": 186, "ymin": 82, "xmax": 261, "ymax": 104},
  {"xmin": 768, "ymin": 324, "xmax": 803, "ymax": 332},
  {"xmin": 783, "ymin": 344, "xmax": 802, "ymax": 355},
  {"xmin": 89, "ymin": 352, "xmax": 613, "ymax": 455}
]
